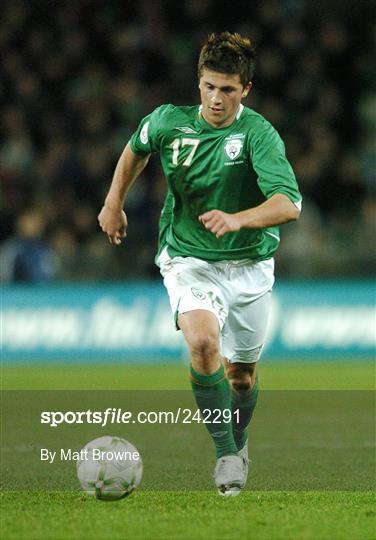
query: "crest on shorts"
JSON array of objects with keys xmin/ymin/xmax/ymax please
[
  {"xmin": 191, "ymin": 287, "xmax": 207, "ymax": 300},
  {"xmin": 224, "ymin": 138, "xmax": 243, "ymax": 160}
]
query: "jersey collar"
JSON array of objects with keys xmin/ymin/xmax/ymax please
[{"xmin": 198, "ymin": 104, "xmax": 244, "ymax": 127}]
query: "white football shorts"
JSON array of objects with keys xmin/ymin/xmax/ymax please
[{"xmin": 157, "ymin": 247, "xmax": 275, "ymax": 364}]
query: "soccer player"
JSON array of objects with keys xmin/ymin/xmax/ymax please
[{"xmin": 98, "ymin": 32, "xmax": 301, "ymax": 496}]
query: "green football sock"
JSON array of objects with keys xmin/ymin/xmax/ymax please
[
  {"xmin": 232, "ymin": 373, "xmax": 259, "ymax": 451},
  {"xmin": 190, "ymin": 365, "xmax": 238, "ymax": 458}
]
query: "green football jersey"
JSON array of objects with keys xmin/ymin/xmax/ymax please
[{"xmin": 130, "ymin": 104, "xmax": 301, "ymax": 262}]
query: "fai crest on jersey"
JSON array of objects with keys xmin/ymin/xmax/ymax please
[{"xmin": 224, "ymin": 138, "xmax": 243, "ymax": 160}]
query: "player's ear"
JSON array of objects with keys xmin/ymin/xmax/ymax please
[{"xmin": 242, "ymin": 82, "xmax": 252, "ymax": 98}]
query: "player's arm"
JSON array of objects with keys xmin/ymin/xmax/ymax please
[
  {"xmin": 199, "ymin": 193, "xmax": 300, "ymax": 238},
  {"xmin": 98, "ymin": 143, "xmax": 150, "ymax": 245}
]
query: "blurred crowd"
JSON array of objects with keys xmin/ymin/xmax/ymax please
[{"xmin": 1, "ymin": 0, "xmax": 375, "ymax": 282}]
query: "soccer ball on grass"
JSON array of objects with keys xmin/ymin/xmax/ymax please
[{"xmin": 77, "ymin": 435, "xmax": 143, "ymax": 501}]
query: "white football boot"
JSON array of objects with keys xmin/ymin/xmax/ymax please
[{"xmin": 214, "ymin": 454, "xmax": 245, "ymax": 496}]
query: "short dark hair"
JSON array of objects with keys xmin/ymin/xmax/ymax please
[{"xmin": 198, "ymin": 32, "xmax": 256, "ymax": 87}]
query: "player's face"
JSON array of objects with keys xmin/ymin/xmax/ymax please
[{"xmin": 199, "ymin": 69, "xmax": 252, "ymax": 128}]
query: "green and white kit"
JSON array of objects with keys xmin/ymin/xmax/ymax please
[{"xmin": 130, "ymin": 103, "xmax": 301, "ymax": 361}]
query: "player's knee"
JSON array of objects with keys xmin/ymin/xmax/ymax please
[
  {"xmin": 230, "ymin": 374, "xmax": 253, "ymax": 393},
  {"xmin": 227, "ymin": 364, "xmax": 254, "ymax": 392},
  {"xmin": 188, "ymin": 332, "xmax": 219, "ymax": 362}
]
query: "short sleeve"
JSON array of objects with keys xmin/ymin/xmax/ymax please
[
  {"xmin": 130, "ymin": 106, "xmax": 164, "ymax": 155},
  {"xmin": 250, "ymin": 121, "xmax": 302, "ymax": 204}
]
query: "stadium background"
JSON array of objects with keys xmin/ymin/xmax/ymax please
[
  {"xmin": 1, "ymin": 0, "xmax": 374, "ymax": 282},
  {"xmin": 1, "ymin": 0, "xmax": 374, "ymax": 362}
]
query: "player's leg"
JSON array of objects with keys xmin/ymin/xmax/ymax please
[
  {"xmin": 223, "ymin": 360, "xmax": 259, "ymax": 490},
  {"xmin": 224, "ymin": 360, "xmax": 259, "ymax": 452},
  {"xmin": 222, "ymin": 287, "xmax": 272, "ymax": 455},
  {"xmin": 179, "ymin": 308, "xmax": 245, "ymax": 495},
  {"xmin": 178, "ymin": 309, "xmax": 239, "ymax": 458}
]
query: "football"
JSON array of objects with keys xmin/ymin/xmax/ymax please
[{"xmin": 76, "ymin": 436, "xmax": 143, "ymax": 501}]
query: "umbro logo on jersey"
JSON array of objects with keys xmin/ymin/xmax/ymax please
[{"xmin": 176, "ymin": 126, "xmax": 198, "ymax": 134}]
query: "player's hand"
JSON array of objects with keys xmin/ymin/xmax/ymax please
[
  {"xmin": 98, "ymin": 205, "xmax": 128, "ymax": 245},
  {"xmin": 199, "ymin": 210, "xmax": 241, "ymax": 238}
]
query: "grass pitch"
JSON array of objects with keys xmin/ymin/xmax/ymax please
[
  {"xmin": 2, "ymin": 491, "xmax": 375, "ymax": 540},
  {"xmin": 2, "ymin": 359, "xmax": 374, "ymax": 390},
  {"xmin": 1, "ymin": 360, "xmax": 375, "ymax": 540}
]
